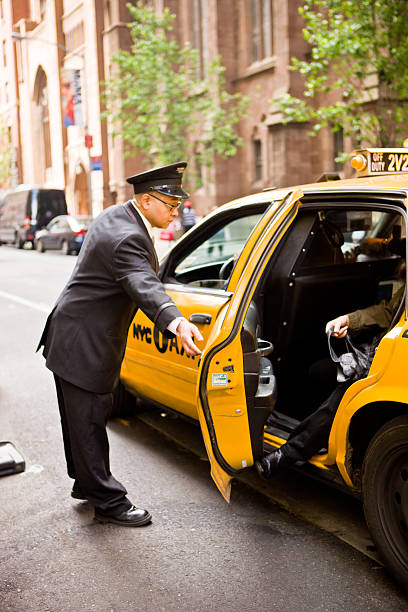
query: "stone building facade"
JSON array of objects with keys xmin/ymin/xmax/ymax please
[{"xmin": 0, "ymin": 0, "xmax": 348, "ymax": 216}]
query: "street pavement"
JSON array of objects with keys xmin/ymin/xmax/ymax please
[{"xmin": 1, "ymin": 244, "xmax": 408, "ymax": 611}]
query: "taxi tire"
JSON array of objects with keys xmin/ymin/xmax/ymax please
[
  {"xmin": 362, "ymin": 414, "xmax": 408, "ymax": 590},
  {"xmin": 36, "ymin": 239, "xmax": 45, "ymax": 253},
  {"xmin": 110, "ymin": 381, "xmax": 138, "ymax": 419}
]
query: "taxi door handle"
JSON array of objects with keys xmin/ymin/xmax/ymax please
[{"xmin": 189, "ymin": 313, "xmax": 212, "ymax": 325}]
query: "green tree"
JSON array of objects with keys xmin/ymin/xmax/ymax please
[
  {"xmin": 276, "ymin": 0, "xmax": 408, "ymax": 149},
  {"xmin": 102, "ymin": 2, "xmax": 248, "ymax": 186},
  {"xmin": 0, "ymin": 118, "xmax": 11, "ymax": 188}
]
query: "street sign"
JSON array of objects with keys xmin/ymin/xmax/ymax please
[{"xmin": 91, "ymin": 155, "xmax": 102, "ymax": 171}]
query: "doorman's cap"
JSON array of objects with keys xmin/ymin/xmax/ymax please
[{"xmin": 126, "ymin": 162, "xmax": 189, "ymax": 199}]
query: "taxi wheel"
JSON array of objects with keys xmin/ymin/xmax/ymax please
[
  {"xmin": 36, "ymin": 239, "xmax": 45, "ymax": 253},
  {"xmin": 362, "ymin": 414, "xmax": 408, "ymax": 590},
  {"xmin": 110, "ymin": 381, "xmax": 138, "ymax": 419}
]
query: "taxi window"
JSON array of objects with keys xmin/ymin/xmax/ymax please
[
  {"xmin": 174, "ymin": 213, "xmax": 263, "ymax": 276},
  {"xmin": 299, "ymin": 209, "xmax": 404, "ymax": 270}
]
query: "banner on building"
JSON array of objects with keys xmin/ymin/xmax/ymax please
[{"xmin": 61, "ymin": 69, "xmax": 83, "ymax": 127}]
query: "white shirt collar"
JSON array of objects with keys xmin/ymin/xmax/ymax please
[{"xmin": 130, "ymin": 199, "xmax": 154, "ymax": 239}]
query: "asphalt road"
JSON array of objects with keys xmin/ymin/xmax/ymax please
[{"xmin": 1, "ymin": 244, "xmax": 408, "ymax": 611}]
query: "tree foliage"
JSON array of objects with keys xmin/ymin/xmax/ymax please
[
  {"xmin": 277, "ymin": 0, "xmax": 408, "ymax": 148},
  {"xmin": 102, "ymin": 2, "xmax": 248, "ymax": 185}
]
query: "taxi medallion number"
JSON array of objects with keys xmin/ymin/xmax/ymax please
[{"xmin": 370, "ymin": 151, "xmax": 408, "ymax": 173}]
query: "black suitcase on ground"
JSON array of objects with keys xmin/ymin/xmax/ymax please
[{"xmin": 0, "ymin": 441, "xmax": 25, "ymax": 476}]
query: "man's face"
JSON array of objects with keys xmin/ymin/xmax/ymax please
[{"xmin": 140, "ymin": 192, "xmax": 180, "ymax": 228}]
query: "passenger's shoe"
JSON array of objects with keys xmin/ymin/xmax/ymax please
[
  {"xmin": 255, "ymin": 449, "xmax": 284, "ymax": 480},
  {"xmin": 94, "ymin": 505, "xmax": 152, "ymax": 527},
  {"xmin": 71, "ymin": 484, "xmax": 87, "ymax": 500}
]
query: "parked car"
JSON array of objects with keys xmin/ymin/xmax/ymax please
[
  {"xmin": 116, "ymin": 148, "xmax": 408, "ymax": 591},
  {"xmin": 0, "ymin": 185, "xmax": 68, "ymax": 248},
  {"xmin": 35, "ymin": 215, "xmax": 93, "ymax": 255}
]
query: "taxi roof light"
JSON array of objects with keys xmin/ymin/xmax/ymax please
[
  {"xmin": 350, "ymin": 148, "xmax": 408, "ymax": 177},
  {"xmin": 351, "ymin": 154, "xmax": 367, "ymax": 172}
]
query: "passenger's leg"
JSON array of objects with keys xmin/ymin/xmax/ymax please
[
  {"xmin": 256, "ymin": 380, "xmax": 352, "ymax": 478},
  {"xmin": 282, "ymin": 380, "xmax": 352, "ymax": 462}
]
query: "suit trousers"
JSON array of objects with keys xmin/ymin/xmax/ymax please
[
  {"xmin": 280, "ymin": 359, "xmax": 353, "ymax": 464},
  {"xmin": 54, "ymin": 375, "xmax": 132, "ymax": 514}
]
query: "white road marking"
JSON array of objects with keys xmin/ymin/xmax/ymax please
[{"xmin": 0, "ymin": 290, "xmax": 51, "ymax": 313}]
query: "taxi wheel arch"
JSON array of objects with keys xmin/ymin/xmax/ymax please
[
  {"xmin": 362, "ymin": 414, "xmax": 408, "ymax": 590},
  {"xmin": 110, "ymin": 381, "xmax": 148, "ymax": 419},
  {"xmin": 110, "ymin": 381, "xmax": 137, "ymax": 419},
  {"xmin": 347, "ymin": 401, "xmax": 407, "ymax": 479}
]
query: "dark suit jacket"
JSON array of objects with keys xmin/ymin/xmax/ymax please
[{"xmin": 38, "ymin": 201, "xmax": 182, "ymax": 393}]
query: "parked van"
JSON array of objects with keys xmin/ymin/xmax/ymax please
[{"xmin": 0, "ymin": 186, "xmax": 68, "ymax": 248}]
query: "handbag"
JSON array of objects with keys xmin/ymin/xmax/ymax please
[{"xmin": 327, "ymin": 329, "xmax": 375, "ymax": 382}]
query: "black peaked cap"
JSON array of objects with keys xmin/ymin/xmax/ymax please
[{"xmin": 126, "ymin": 161, "xmax": 189, "ymax": 199}]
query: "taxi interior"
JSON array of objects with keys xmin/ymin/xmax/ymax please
[{"xmin": 160, "ymin": 192, "xmax": 406, "ymax": 462}]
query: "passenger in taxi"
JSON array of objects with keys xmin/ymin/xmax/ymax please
[
  {"xmin": 37, "ymin": 162, "xmax": 203, "ymax": 527},
  {"xmin": 256, "ymin": 263, "xmax": 405, "ymax": 480}
]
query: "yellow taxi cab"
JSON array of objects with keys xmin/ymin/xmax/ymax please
[{"xmin": 118, "ymin": 148, "xmax": 408, "ymax": 589}]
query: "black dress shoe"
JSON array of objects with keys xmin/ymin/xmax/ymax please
[
  {"xmin": 94, "ymin": 505, "xmax": 152, "ymax": 527},
  {"xmin": 71, "ymin": 485, "xmax": 87, "ymax": 500},
  {"xmin": 255, "ymin": 449, "xmax": 283, "ymax": 480}
]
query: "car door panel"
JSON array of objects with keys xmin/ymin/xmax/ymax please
[
  {"xmin": 195, "ymin": 189, "xmax": 304, "ymax": 501},
  {"xmin": 121, "ymin": 288, "xmax": 231, "ymax": 419}
]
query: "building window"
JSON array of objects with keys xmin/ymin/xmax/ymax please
[
  {"xmin": 40, "ymin": 0, "xmax": 47, "ymax": 20},
  {"xmin": 106, "ymin": 1, "xmax": 112, "ymax": 27},
  {"xmin": 254, "ymin": 139, "xmax": 263, "ymax": 182},
  {"xmin": 251, "ymin": 0, "xmax": 273, "ymax": 62},
  {"xmin": 64, "ymin": 21, "xmax": 85, "ymax": 54},
  {"xmin": 190, "ymin": 0, "xmax": 207, "ymax": 79},
  {"xmin": 37, "ymin": 70, "xmax": 52, "ymax": 169},
  {"xmin": 2, "ymin": 40, "xmax": 6, "ymax": 68}
]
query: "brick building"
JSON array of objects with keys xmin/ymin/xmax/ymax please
[{"xmin": 0, "ymin": 0, "xmax": 348, "ymax": 216}]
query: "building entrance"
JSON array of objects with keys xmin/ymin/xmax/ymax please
[{"xmin": 74, "ymin": 164, "xmax": 90, "ymax": 215}]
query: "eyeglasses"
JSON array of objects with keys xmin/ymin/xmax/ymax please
[{"xmin": 150, "ymin": 192, "xmax": 183, "ymax": 211}]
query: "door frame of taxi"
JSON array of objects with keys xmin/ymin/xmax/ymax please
[{"xmin": 194, "ymin": 189, "xmax": 304, "ymax": 500}]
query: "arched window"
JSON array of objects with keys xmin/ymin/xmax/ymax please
[{"xmin": 35, "ymin": 68, "xmax": 52, "ymax": 169}]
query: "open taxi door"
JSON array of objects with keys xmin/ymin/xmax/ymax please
[{"xmin": 195, "ymin": 189, "xmax": 304, "ymax": 501}]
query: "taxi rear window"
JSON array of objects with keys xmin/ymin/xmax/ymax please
[{"xmin": 299, "ymin": 209, "xmax": 403, "ymax": 270}]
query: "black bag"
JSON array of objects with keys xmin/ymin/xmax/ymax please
[
  {"xmin": 0, "ymin": 442, "xmax": 25, "ymax": 477},
  {"xmin": 327, "ymin": 329, "xmax": 376, "ymax": 382}
]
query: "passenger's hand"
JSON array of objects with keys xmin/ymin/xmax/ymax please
[
  {"xmin": 325, "ymin": 314, "xmax": 350, "ymax": 338},
  {"xmin": 177, "ymin": 319, "xmax": 203, "ymax": 356}
]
